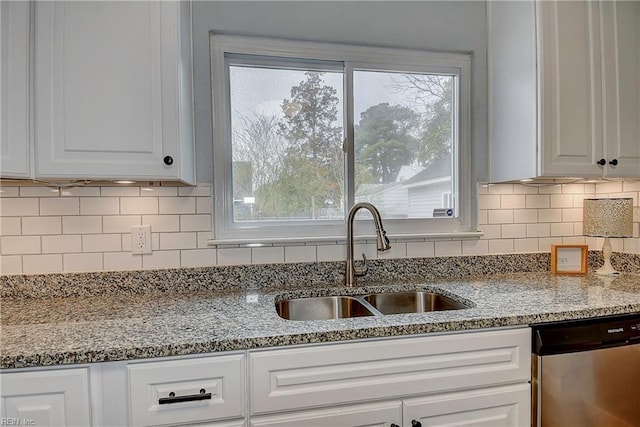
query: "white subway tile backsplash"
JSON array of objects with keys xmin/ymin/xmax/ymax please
[
  {"xmin": 82, "ymin": 234, "xmax": 122, "ymax": 252},
  {"xmin": 376, "ymin": 242, "xmax": 406, "ymax": 259},
  {"xmin": 40, "ymin": 198, "xmax": 79, "ymax": 216},
  {"xmin": 217, "ymin": 247, "xmax": 252, "ymax": 265},
  {"xmin": 538, "ymin": 184, "xmax": 563, "ymax": 194},
  {"xmin": 159, "ymin": 197, "xmax": 196, "ymax": 214},
  {"xmin": 500, "ymin": 194, "xmax": 525, "ymax": 209},
  {"xmin": 142, "ymin": 215, "xmax": 179, "ymax": 232},
  {"xmin": 179, "ymin": 215, "xmax": 211, "ymax": 232},
  {"xmin": 284, "ymin": 245, "xmax": 316, "ymax": 263},
  {"xmin": 180, "ymin": 249, "xmax": 217, "ymax": 267},
  {"xmin": 142, "ymin": 250, "xmax": 181, "ymax": 269},
  {"xmin": 550, "ymin": 194, "xmax": 574, "ymax": 208},
  {"xmin": 80, "ymin": 197, "xmax": 119, "ymax": 215},
  {"xmin": 1, "ymin": 236, "xmax": 40, "ymax": 255},
  {"xmin": 23, "ymin": 254, "xmax": 62, "ymax": 274},
  {"xmin": 434, "ymin": 241, "xmax": 462, "ymax": 257},
  {"xmin": 103, "ymin": 215, "xmax": 141, "ymax": 233},
  {"xmin": 120, "ymin": 197, "xmax": 158, "ymax": 215},
  {"xmin": 252, "ymin": 246, "xmax": 285, "ymax": 264},
  {"xmin": 501, "ymin": 224, "xmax": 527, "ymax": 238},
  {"xmin": 140, "ymin": 186, "xmax": 178, "ymax": 197},
  {"xmin": 196, "ymin": 197, "xmax": 212, "ymax": 214},
  {"xmin": 407, "ymin": 241, "xmax": 435, "ymax": 258},
  {"xmin": 488, "ymin": 239, "xmax": 513, "ymax": 254},
  {"xmin": 22, "ymin": 217, "xmax": 61, "ymax": 235},
  {"xmin": 63, "ymin": 216, "xmax": 102, "ymax": 234},
  {"xmin": 0, "ymin": 217, "xmax": 21, "ymax": 235},
  {"xmin": 42, "ymin": 235, "xmax": 82, "ymax": 254},
  {"xmin": 20, "ymin": 187, "xmax": 60, "ymax": 197},
  {"xmin": 64, "ymin": 253, "xmax": 103, "ymax": 272},
  {"xmin": 0, "ymin": 181, "xmax": 637, "ymax": 274},
  {"xmin": 197, "ymin": 232, "xmax": 213, "ymax": 249},
  {"xmin": 538, "ymin": 209, "xmax": 562, "ymax": 223},
  {"xmin": 525, "ymin": 195, "xmax": 550, "ymax": 209},
  {"xmin": 1, "ymin": 198, "xmax": 39, "ymax": 216},
  {"xmin": 477, "ymin": 194, "xmax": 500, "ymax": 210},
  {"xmin": 488, "ymin": 183, "xmax": 513, "ymax": 194},
  {"xmin": 527, "ymin": 223, "xmax": 551, "ymax": 238},
  {"xmin": 596, "ymin": 181, "xmax": 624, "ymax": 194},
  {"xmin": 561, "ymin": 208, "xmax": 583, "ymax": 222},
  {"xmin": 0, "ymin": 255, "xmax": 22, "ymax": 275},
  {"xmin": 316, "ymin": 244, "xmax": 347, "ymax": 262},
  {"xmin": 514, "ymin": 238, "xmax": 539, "ymax": 253},
  {"xmin": 61, "ymin": 187, "xmax": 100, "ymax": 197},
  {"xmin": 178, "ymin": 185, "xmax": 212, "ymax": 197},
  {"xmin": 488, "ymin": 210, "xmax": 514, "ymax": 224},
  {"xmin": 550, "ymin": 222, "xmax": 574, "ymax": 237},
  {"xmin": 100, "ymin": 186, "xmax": 140, "ymax": 197},
  {"xmin": 462, "ymin": 239, "xmax": 488, "ymax": 255},
  {"xmin": 479, "ymin": 224, "xmax": 501, "ymax": 240},
  {"xmin": 0, "ymin": 187, "xmax": 19, "ymax": 197},
  {"xmin": 513, "ymin": 209, "xmax": 537, "ymax": 224},
  {"xmin": 160, "ymin": 232, "xmax": 197, "ymax": 250},
  {"xmin": 104, "ymin": 252, "xmax": 142, "ymax": 271}
]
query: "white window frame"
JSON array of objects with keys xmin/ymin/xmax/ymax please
[{"xmin": 210, "ymin": 34, "xmax": 474, "ymax": 244}]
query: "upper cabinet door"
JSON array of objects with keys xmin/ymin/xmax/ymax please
[
  {"xmin": 538, "ymin": 0, "xmax": 604, "ymax": 177},
  {"xmin": 600, "ymin": 0, "xmax": 640, "ymax": 178},
  {"xmin": 0, "ymin": 1, "xmax": 31, "ymax": 178},
  {"xmin": 34, "ymin": 1, "xmax": 195, "ymax": 183}
]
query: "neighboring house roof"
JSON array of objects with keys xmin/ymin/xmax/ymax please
[{"xmin": 356, "ymin": 154, "xmax": 452, "ymax": 197}]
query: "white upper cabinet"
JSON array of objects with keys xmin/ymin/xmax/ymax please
[
  {"xmin": 0, "ymin": 1, "xmax": 31, "ymax": 178},
  {"xmin": 489, "ymin": 0, "xmax": 640, "ymax": 182},
  {"xmin": 33, "ymin": 1, "xmax": 195, "ymax": 184}
]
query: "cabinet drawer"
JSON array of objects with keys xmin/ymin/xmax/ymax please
[
  {"xmin": 250, "ymin": 328, "xmax": 530, "ymax": 414},
  {"xmin": 128, "ymin": 354, "xmax": 245, "ymax": 426},
  {"xmin": 0, "ymin": 367, "xmax": 92, "ymax": 426}
]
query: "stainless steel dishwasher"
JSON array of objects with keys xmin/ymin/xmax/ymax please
[{"xmin": 532, "ymin": 314, "xmax": 640, "ymax": 427}]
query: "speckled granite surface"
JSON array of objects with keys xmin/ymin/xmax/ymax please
[{"xmin": 2, "ymin": 253, "xmax": 639, "ymax": 369}]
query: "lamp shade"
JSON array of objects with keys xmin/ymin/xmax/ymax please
[{"xmin": 583, "ymin": 198, "xmax": 633, "ymax": 237}]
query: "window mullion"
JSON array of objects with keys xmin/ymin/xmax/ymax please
[{"xmin": 344, "ymin": 62, "xmax": 355, "ymax": 210}]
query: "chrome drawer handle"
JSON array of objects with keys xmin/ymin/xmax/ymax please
[{"xmin": 158, "ymin": 389, "xmax": 211, "ymax": 405}]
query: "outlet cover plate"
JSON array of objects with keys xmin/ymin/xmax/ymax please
[{"xmin": 131, "ymin": 225, "xmax": 152, "ymax": 254}]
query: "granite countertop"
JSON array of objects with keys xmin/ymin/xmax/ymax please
[{"xmin": 2, "ymin": 270, "xmax": 639, "ymax": 369}]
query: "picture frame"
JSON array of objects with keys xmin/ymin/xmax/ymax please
[{"xmin": 551, "ymin": 244, "xmax": 589, "ymax": 275}]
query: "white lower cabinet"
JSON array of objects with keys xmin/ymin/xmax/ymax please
[
  {"xmin": 250, "ymin": 401, "xmax": 403, "ymax": 427},
  {"xmin": 403, "ymin": 383, "xmax": 531, "ymax": 427},
  {"xmin": 0, "ymin": 367, "xmax": 92, "ymax": 426},
  {"xmin": 127, "ymin": 354, "xmax": 246, "ymax": 427},
  {"xmin": 249, "ymin": 327, "xmax": 531, "ymax": 427},
  {"xmin": 0, "ymin": 327, "xmax": 532, "ymax": 427}
]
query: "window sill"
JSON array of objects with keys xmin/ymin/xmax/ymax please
[{"xmin": 207, "ymin": 231, "xmax": 483, "ymax": 248}]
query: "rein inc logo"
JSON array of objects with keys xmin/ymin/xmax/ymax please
[{"xmin": 1, "ymin": 419, "xmax": 35, "ymax": 426}]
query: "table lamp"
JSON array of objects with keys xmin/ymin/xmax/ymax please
[{"xmin": 583, "ymin": 198, "xmax": 633, "ymax": 275}]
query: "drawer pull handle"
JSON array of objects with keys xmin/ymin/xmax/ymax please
[
  {"xmin": 158, "ymin": 389, "xmax": 211, "ymax": 405},
  {"xmin": 412, "ymin": 421, "xmax": 422, "ymax": 427}
]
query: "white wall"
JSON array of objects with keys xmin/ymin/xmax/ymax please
[
  {"xmin": 1, "ymin": 182, "xmax": 638, "ymax": 275},
  {"xmin": 191, "ymin": 1, "xmax": 489, "ymax": 183}
]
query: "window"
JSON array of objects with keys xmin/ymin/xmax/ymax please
[{"xmin": 211, "ymin": 34, "xmax": 472, "ymax": 242}]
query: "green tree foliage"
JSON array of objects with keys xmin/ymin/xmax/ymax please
[
  {"xmin": 259, "ymin": 72, "xmax": 344, "ymax": 219},
  {"xmin": 355, "ymin": 103, "xmax": 420, "ymax": 183},
  {"xmin": 396, "ymin": 75, "xmax": 453, "ymax": 167}
]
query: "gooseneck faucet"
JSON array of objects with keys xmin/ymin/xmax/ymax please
[{"xmin": 345, "ymin": 202, "xmax": 391, "ymax": 286}]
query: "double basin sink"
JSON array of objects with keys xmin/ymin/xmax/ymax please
[{"xmin": 276, "ymin": 291, "xmax": 472, "ymax": 321}]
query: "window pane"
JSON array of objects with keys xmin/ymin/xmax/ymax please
[
  {"xmin": 354, "ymin": 70, "xmax": 455, "ymax": 219},
  {"xmin": 229, "ymin": 65, "xmax": 344, "ymax": 222}
]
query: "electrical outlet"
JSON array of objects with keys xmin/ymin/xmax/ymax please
[{"xmin": 131, "ymin": 225, "xmax": 152, "ymax": 254}]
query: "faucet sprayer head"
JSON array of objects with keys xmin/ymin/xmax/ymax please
[{"xmin": 377, "ymin": 229, "xmax": 391, "ymax": 251}]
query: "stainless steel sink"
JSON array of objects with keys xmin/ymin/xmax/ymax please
[
  {"xmin": 276, "ymin": 296, "xmax": 376, "ymax": 321},
  {"xmin": 363, "ymin": 291, "xmax": 471, "ymax": 315}
]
